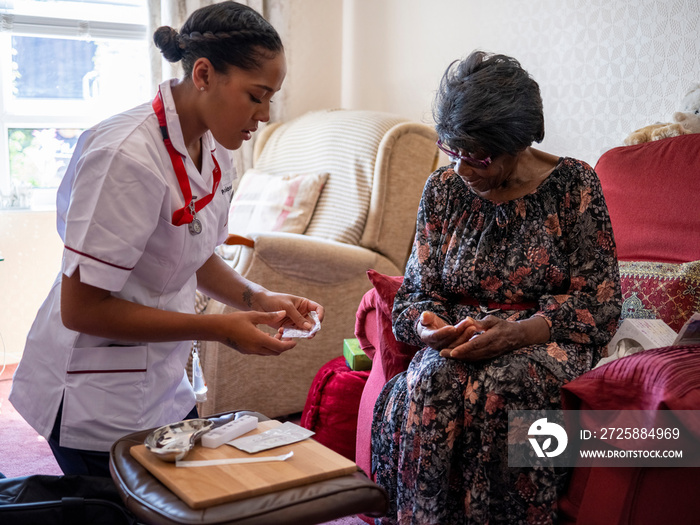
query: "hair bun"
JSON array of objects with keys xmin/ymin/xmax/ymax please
[{"xmin": 153, "ymin": 26, "xmax": 184, "ymax": 63}]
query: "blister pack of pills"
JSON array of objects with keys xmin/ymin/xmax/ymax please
[
  {"xmin": 229, "ymin": 422, "xmax": 315, "ymax": 454},
  {"xmin": 281, "ymin": 310, "xmax": 321, "ymax": 339}
]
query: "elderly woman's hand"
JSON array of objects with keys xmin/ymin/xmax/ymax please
[
  {"xmin": 439, "ymin": 315, "xmax": 550, "ymax": 361},
  {"xmin": 417, "ymin": 311, "xmax": 479, "ymax": 350}
]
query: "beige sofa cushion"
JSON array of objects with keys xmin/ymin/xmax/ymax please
[
  {"xmin": 254, "ymin": 109, "xmax": 408, "ymax": 245},
  {"xmin": 227, "ymin": 169, "xmax": 329, "ymax": 236}
]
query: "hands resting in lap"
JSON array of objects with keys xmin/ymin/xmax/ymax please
[{"xmin": 416, "ymin": 311, "xmax": 551, "ymax": 361}]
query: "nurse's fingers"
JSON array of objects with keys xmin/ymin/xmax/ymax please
[
  {"xmin": 224, "ymin": 330, "xmax": 296, "ymax": 356},
  {"xmin": 262, "ymin": 310, "xmax": 288, "ymax": 325},
  {"xmin": 229, "ymin": 336, "xmax": 296, "ymax": 356},
  {"xmin": 286, "ymin": 305, "xmax": 323, "ymax": 330},
  {"xmin": 251, "ymin": 335, "xmax": 297, "ymax": 356},
  {"xmin": 219, "ymin": 311, "xmax": 297, "ymax": 356},
  {"xmin": 305, "ymin": 302, "xmax": 325, "ymax": 323}
]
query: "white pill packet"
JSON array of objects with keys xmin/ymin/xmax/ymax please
[
  {"xmin": 228, "ymin": 422, "xmax": 315, "ymax": 454},
  {"xmin": 281, "ymin": 310, "xmax": 321, "ymax": 339}
]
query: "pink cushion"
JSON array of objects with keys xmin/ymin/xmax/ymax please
[
  {"xmin": 354, "ymin": 271, "xmax": 421, "ymax": 480},
  {"xmin": 227, "ymin": 169, "xmax": 328, "ymax": 236},
  {"xmin": 595, "ymin": 133, "xmax": 700, "ymax": 263},
  {"xmin": 355, "ymin": 307, "xmax": 388, "ymax": 481},
  {"xmin": 300, "ymin": 356, "xmax": 369, "ymax": 461}
]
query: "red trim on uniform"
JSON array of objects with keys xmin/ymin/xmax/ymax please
[
  {"xmin": 67, "ymin": 369, "xmax": 147, "ymax": 374},
  {"xmin": 64, "ymin": 245, "xmax": 134, "ymax": 271}
]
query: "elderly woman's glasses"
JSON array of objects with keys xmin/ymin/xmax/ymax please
[{"xmin": 436, "ymin": 139, "xmax": 492, "ymax": 169}]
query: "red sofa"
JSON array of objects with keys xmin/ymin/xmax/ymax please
[{"xmin": 354, "ymin": 133, "xmax": 700, "ymax": 523}]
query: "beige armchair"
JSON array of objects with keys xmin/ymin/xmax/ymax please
[{"xmin": 197, "ymin": 109, "xmax": 438, "ymax": 418}]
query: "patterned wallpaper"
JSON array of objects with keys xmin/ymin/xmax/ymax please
[
  {"xmin": 159, "ymin": 0, "xmax": 700, "ymax": 167},
  {"xmin": 471, "ymin": 0, "xmax": 700, "ymax": 165}
]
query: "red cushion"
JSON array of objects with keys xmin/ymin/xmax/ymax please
[
  {"xmin": 595, "ymin": 133, "xmax": 700, "ymax": 263},
  {"xmin": 366, "ymin": 269, "xmax": 403, "ymax": 317},
  {"xmin": 561, "ymin": 344, "xmax": 700, "ymax": 413},
  {"xmin": 559, "ymin": 465, "xmax": 700, "ymax": 525},
  {"xmin": 357, "ymin": 270, "xmax": 419, "ymax": 381},
  {"xmin": 300, "ymin": 356, "xmax": 369, "ymax": 461},
  {"xmin": 559, "ymin": 345, "xmax": 700, "ymax": 525}
]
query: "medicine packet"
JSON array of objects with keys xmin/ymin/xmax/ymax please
[
  {"xmin": 229, "ymin": 422, "xmax": 315, "ymax": 454},
  {"xmin": 282, "ymin": 310, "xmax": 321, "ymax": 339}
]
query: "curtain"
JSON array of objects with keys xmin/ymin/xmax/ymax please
[{"xmin": 147, "ymin": 0, "xmax": 288, "ymax": 176}]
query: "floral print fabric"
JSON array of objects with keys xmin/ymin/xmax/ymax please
[{"xmin": 371, "ymin": 158, "xmax": 622, "ymax": 524}]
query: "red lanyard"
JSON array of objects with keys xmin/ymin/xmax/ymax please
[{"xmin": 152, "ymin": 89, "xmax": 221, "ymax": 233}]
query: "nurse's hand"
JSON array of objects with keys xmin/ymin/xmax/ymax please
[
  {"xmin": 219, "ymin": 310, "xmax": 299, "ymax": 355},
  {"xmin": 256, "ymin": 291, "xmax": 325, "ymax": 336}
]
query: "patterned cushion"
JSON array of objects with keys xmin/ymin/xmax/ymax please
[
  {"xmin": 619, "ymin": 260, "xmax": 700, "ymax": 332},
  {"xmin": 254, "ymin": 109, "xmax": 407, "ymax": 245}
]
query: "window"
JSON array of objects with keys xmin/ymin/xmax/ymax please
[{"xmin": 0, "ymin": 0, "xmax": 151, "ymax": 210}]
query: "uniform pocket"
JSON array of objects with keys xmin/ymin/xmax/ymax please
[
  {"xmin": 63, "ymin": 345, "xmax": 148, "ymax": 446},
  {"xmin": 67, "ymin": 344, "xmax": 148, "ymax": 373}
]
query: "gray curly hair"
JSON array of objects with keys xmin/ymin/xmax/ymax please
[{"xmin": 433, "ymin": 50, "xmax": 545, "ymax": 159}]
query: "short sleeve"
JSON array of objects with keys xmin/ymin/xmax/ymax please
[{"xmin": 62, "ymin": 145, "xmax": 167, "ymax": 292}]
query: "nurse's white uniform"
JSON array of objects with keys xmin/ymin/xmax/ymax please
[{"xmin": 10, "ymin": 80, "xmax": 236, "ymax": 452}]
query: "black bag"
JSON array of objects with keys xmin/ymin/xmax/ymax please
[{"xmin": 0, "ymin": 474, "xmax": 137, "ymax": 524}]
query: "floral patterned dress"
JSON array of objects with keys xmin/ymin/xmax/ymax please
[{"xmin": 371, "ymin": 158, "xmax": 622, "ymax": 525}]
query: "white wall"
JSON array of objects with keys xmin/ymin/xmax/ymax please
[
  {"xmin": 0, "ymin": 211, "xmax": 62, "ymax": 366},
  {"xmin": 260, "ymin": 0, "xmax": 344, "ymax": 122},
  {"xmin": 339, "ymin": 0, "xmax": 700, "ymax": 165},
  {"xmin": 282, "ymin": 0, "xmax": 344, "ymax": 119}
]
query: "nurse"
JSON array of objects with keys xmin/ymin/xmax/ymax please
[{"xmin": 9, "ymin": 1, "xmax": 322, "ymax": 477}]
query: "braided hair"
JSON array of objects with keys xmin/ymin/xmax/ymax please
[{"xmin": 153, "ymin": 1, "xmax": 282, "ymax": 77}]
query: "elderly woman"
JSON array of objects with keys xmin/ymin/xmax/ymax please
[{"xmin": 371, "ymin": 51, "xmax": 622, "ymax": 524}]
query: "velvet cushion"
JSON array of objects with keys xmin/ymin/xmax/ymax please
[
  {"xmin": 595, "ymin": 133, "xmax": 700, "ymax": 264},
  {"xmin": 300, "ymin": 356, "xmax": 370, "ymax": 461},
  {"xmin": 619, "ymin": 260, "xmax": 700, "ymax": 332},
  {"xmin": 228, "ymin": 169, "xmax": 328, "ymax": 236},
  {"xmin": 559, "ymin": 345, "xmax": 700, "ymax": 525},
  {"xmin": 366, "ymin": 269, "xmax": 403, "ymax": 315},
  {"xmin": 361, "ymin": 270, "xmax": 420, "ymax": 381},
  {"xmin": 561, "ymin": 344, "xmax": 700, "ymax": 414}
]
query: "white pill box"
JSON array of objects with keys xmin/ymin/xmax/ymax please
[{"xmin": 201, "ymin": 415, "xmax": 259, "ymax": 449}]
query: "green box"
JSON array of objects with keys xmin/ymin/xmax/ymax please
[{"xmin": 343, "ymin": 338, "xmax": 372, "ymax": 371}]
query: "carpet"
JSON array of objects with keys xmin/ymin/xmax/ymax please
[
  {"xmin": 0, "ymin": 363, "xmax": 368, "ymax": 524},
  {"xmin": 0, "ymin": 363, "xmax": 62, "ymax": 478}
]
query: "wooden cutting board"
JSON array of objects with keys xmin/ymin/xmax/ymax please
[{"xmin": 130, "ymin": 420, "xmax": 357, "ymax": 509}]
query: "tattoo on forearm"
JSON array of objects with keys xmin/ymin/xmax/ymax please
[{"xmin": 243, "ymin": 286, "xmax": 254, "ymax": 308}]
